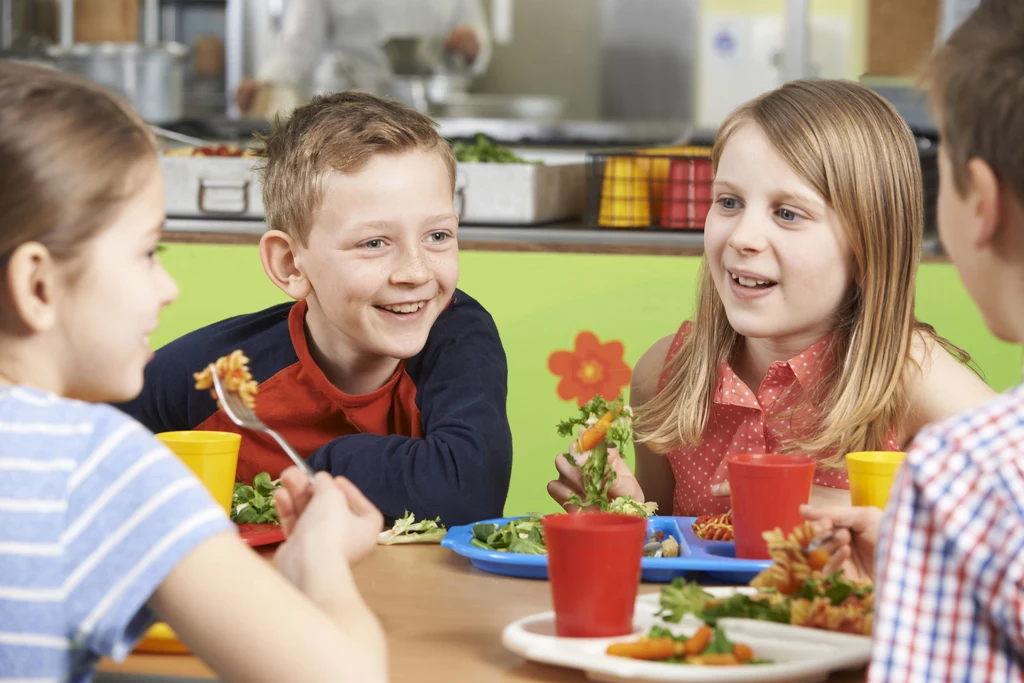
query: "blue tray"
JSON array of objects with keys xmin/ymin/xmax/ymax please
[{"xmin": 441, "ymin": 516, "xmax": 771, "ymax": 583}]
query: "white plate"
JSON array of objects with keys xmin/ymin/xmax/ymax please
[{"xmin": 502, "ymin": 588, "xmax": 871, "ymax": 682}]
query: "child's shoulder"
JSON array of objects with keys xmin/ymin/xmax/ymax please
[
  {"xmin": 631, "ymin": 324, "xmax": 690, "ymax": 402},
  {"xmin": 910, "ymin": 384, "xmax": 1024, "ymax": 469},
  {"xmin": 152, "ymin": 301, "xmax": 297, "ymax": 379},
  {"xmin": 428, "ymin": 289, "xmax": 500, "ymax": 340},
  {"xmin": 0, "ymin": 386, "xmax": 151, "ymax": 461}
]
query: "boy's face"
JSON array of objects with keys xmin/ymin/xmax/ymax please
[
  {"xmin": 297, "ymin": 148, "xmax": 459, "ymax": 365},
  {"xmin": 936, "ymin": 147, "xmax": 1016, "ymax": 342}
]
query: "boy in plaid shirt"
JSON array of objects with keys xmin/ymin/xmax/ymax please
[{"xmin": 804, "ymin": 1, "xmax": 1024, "ymax": 680}]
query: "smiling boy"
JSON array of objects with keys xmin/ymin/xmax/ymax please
[{"xmin": 120, "ymin": 91, "xmax": 512, "ymax": 526}]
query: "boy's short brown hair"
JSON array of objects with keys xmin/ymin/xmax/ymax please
[
  {"xmin": 927, "ymin": 0, "xmax": 1024, "ymax": 202},
  {"xmin": 256, "ymin": 91, "xmax": 457, "ymax": 245}
]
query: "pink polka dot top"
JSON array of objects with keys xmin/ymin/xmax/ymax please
[{"xmin": 657, "ymin": 322, "xmax": 899, "ymax": 517}]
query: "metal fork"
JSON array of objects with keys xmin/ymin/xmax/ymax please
[
  {"xmin": 807, "ymin": 530, "xmax": 838, "ymax": 553},
  {"xmin": 209, "ymin": 365, "xmax": 316, "ymax": 483}
]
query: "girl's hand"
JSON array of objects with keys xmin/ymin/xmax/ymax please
[
  {"xmin": 546, "ymin": 442, "xmax": 645, "ymax": 512},
  {"xmin": 274, "ymin": 469, "xmax": 382, "ymax": 567},
  {"xmin": 800, "ymin": 504, "xmax": 882, "ymax": 581}
]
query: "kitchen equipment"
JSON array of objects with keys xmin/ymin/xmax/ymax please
[
  {"xmin": 384, "ymin": 36, "xmax": 449, "ymax": 76},
  {"xmin": 160, "ymin": 152, "xmax": 264, "ymax": 219},
  {"xmin": 433, "ymin": 94, "xmax": 564, "ymax": 121},
  {"xmin": 384, "ymin": 73, "xmax": 471, "ymax": 113},
  {"xmin": 456, "ymin": 160, "xmax": 585, "ymax": 225},
  {"xmin": 150, "ymin": 125, "xmax": 209, "ymax": 148},
  {"xmin": 46, "ymin": 41, "xmax": 189, "ymax": 123}
]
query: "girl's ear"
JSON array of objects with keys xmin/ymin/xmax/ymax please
[
  {"xmin": 3, "ymin": 242, "xmax": 58, "ymax": 333},
  {"xmin": 259, "ymin": 230, "xmax": 312, "ymax": 301}
]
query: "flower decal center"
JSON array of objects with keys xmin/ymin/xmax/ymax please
[
  {"xmin": 577, "ymin": 360, "xmax": 604, "ymax": 383},
  {"xmin": 548, "ymin": 331, "xmax": 632, "ymax": 406}
]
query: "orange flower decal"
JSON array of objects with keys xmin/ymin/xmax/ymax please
[{"xmin": 548, "ymin": 331, "xmax": 632, "ymax": 406}]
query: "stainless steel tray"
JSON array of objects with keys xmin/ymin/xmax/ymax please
[
  {"xmin": 159, "ymin": 155, "xmax": 265, "ymax": 219},
  {"xmin": 160, "ymin": 154, "xmax": 583, "ymax": 225},
  {"xmin": 455, "ymin": 162, "xmax": 585, "ymax": 225}
]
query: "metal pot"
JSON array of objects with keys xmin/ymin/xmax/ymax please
[{"xmin": 46, "ymin": 42, "xmax": 189, "ymax": 123}]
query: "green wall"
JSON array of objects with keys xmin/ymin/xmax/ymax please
[{"xmin": 156, "ymin": 244, "xmax": 1021, "ymax": 516}]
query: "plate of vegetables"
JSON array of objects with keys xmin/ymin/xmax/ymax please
[
  {"xmin": 500, "ymin": 533, "xmax": 872, "ymax": 681},
  {"xmin": 440, "ymin": 395, "xmax": 770, "ymax": 582},
  {"xmin": 501, "ymin": 595, "xmax": 870, "ymax": 682}
]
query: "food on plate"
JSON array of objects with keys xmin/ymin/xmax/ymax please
[
  {"xmin": 645, "ymin": 530, "xmax": 681, "ymax": 558},
  {"xmin": 656, "ymin": 523, "xmax": 874, "ymax": 636},
  {"xmin": 606, "ymin": 624, "xmax": 766, "ymax": 666},
  {"xmin": 231, "ymin": 472, "xmax": 281, "ymax": 524},
  {"xmin": 692, "ymin": 510, "xmax": 734, "ymax": 541},
  {"xmin": 471, "ymin": 515, "xmax": 546, "ymax": 554},
  {"xmin": 452, "ymin": 133, "xmax": 540, "ymax": 164},
  {"xmin": 378, "ymin": 510, "xmax": 447, "ymax": 545},
  {"xmin": 194, "ymin": 349, "xmax": 258, "ymax": 410},
  {"xmin": 162, "ymin": 144, "xmax": 255, "ymax": 158},
  {"xmin": 556, "ymin": 394, "xmax": 656, "ymax": 516}
]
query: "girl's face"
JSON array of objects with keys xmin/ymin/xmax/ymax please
[
  {"xmin": 55, "ymin": 163, "xmax": 179, "ymax": 402},
  {"xmin": 704, "ymin": 122, "xmax": 856, "ymax": 350}
]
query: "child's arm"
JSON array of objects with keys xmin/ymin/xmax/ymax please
[
  {"xmin": 307, "ymin": 296, "xmax": 511, "ymax": 526},
  {"xmin": 151, "ymin": 532, "xmax": 386, "ymax": 683},
  {"xmin": 901, "ymin": 332, "xmax": 996, "ymax": 445},
  {"xmin": 631, "ymin": 334, "xmax": 677, "ymax": 514}
]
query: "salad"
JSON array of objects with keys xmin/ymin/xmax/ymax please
[
  {"xmin": 607, "ymin": 624, "xmax": 766, "ymax": 666},
  {"xmin": 557, "ymin": 394, "xmax": 656, "ymax": 515},
  {"xmin": 655, "ymin": 524, "xmax": 874, "ymax": 636},
  {"xmin": 452, "ymin": 133, "xmax": 540, "ymax": 164},
  {"xmin": 378, "ymin": 511, "xmax": 447, "ymax": 545},
  {"xmin": 231, "ymin": 472, "xmax": 281, "ymax": 524}
]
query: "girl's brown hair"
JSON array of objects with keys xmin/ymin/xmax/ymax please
[
  {"xmin": 0, "ymin": 61, "xmax": 156, "ymax": 269},
  {"xmin": 637, "ymin": 79, "xmax": 965, "ymax": 469}
]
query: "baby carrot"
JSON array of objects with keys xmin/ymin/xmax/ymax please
[
  {"xmin": 606, "ymin": 637, "xmax": 680, "ymax": 660},
  {"xmin": 572, "ymin": 407, "xmax": 621, "ymax": 453},
  {"xmin": 683, "ymin": 624, "xmax": 713, "ymax": 656},
  {"xmin": 808, "ymin": 547, "xmax": 831, "ymax": 571},
  {"xmin": 689, "ymin": 653, "xmax": 740, "ymax": 666},
  {"xmin": 732, "ymin": 643, "xmax": 754, "ymax": 663}
]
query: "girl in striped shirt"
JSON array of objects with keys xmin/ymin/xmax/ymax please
[{"xmin": 0, "ymin": 62, "xmax": 385, "ymax": 682}]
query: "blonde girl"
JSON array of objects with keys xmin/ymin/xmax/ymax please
[
  {"xmin": 549, "ymin": 79, "xmax": 993, "ymax": 516},
  {"xmin": 0, "ymin": 62, "xmax": 385, "ymax": 682}
]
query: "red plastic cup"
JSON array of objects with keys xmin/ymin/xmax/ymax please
[
  {"xmin": 542, "ymin": 513, "xmax": 647, "ymax": 638},
  {"xmin": 726, "ymin": 454, "xmax": 816, "ymax": 559}
]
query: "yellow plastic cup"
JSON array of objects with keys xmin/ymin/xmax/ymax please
[
  {"xmin": 156, "ymin": 431, "xmax": 241, "ymax": 515},
  {"xmin": 846, "ymin": 451, "xmax": 906, "ymax": 509}
]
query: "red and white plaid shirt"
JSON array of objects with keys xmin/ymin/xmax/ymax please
[{"xmin": 872, "ymin": 384, "xmax": 1024, "ymax": 682}]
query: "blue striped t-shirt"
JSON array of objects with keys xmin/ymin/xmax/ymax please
[{"xmin": 0, "ymin": 386, "xmax": 234, "ymax": 682}]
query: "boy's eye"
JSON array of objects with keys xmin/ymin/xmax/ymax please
[
  {"xmin": 362, "ymin": 238, "xmax": 385, "ymax": 249},
  {"xmin": 719, "ymin": 197, "xmax": 740, "ymax": 210},
  {"xmin": 777, "ymin": 208, "xmax": 799, "ymax": 222},
  {"xmin": 427, "ymin": 231, "xmax": 449, "ymax": 243}
]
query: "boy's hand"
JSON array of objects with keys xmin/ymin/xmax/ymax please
[
  {"xmin": 275, "ymin": 469, "xmax": 382, "ymax": 566},
  {"xmin": 546, "ymin": 443, "xmax": 644, "ymax": 511},
  {"xmin": 800, "ymin": 504, "xmax": 882, "ymax": 582}
]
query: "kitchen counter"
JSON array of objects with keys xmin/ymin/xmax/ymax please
[{"xmin": 163, "ymin": 219, "xmax": 947, "ymax": 260}]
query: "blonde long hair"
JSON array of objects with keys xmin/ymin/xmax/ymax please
[{"xmin": 637, "ymin": 79, "xmax": 958, "ymax": 469}]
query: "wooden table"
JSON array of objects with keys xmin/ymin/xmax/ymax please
[{"xmin": 98, "ymin": 545, "xmax": 868, "ymax": 682}]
